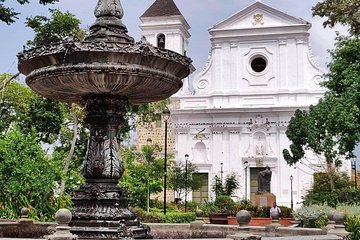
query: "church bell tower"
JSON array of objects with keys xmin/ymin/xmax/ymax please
[
  {"xmin": 140, "ymin": 0, "xmax": 193, "ymax": 96},
  {"xmin": 140, "ymin": 0, "xmax": 190, "ymax": 55}
]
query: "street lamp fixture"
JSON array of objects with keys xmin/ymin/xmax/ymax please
[
  {"xmin": 162, "ymin": 107, "xmax": 170, "ymax": 215},
  {"xmin": 184, "ymin": 154, "xmax": 189, "ymax": 212},
  {"xmin": 162, "ymin": 107, "xmax": 171, "ymax": 121},
  {"xmin": 244, "ymin": 161, "xmax": 249, "ymax": 200},
  {"xmin": 220, "ymin": 162, "xmax": 224, "ymax": 183},
  {"xmin": 290, "ymin": 175, "xmax": 294, "ymax": 210}
]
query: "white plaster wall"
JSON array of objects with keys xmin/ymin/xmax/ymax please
[
  {"xmin": 142, "ymin": 2, "xmax": 341, "ymax": 208},
  {"xmin": 173, "ymin": 111, "xmax": 317, "ymax": 207}
]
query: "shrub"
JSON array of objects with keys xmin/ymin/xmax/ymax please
[
  {"xmin": 185, "ymin": 201, "xmax": 199, "ymax": 212},
  {"xmin": 345, "ymin": 215, "xmax": 360, "ymax": 240},
  {"xmin": 131, "ymin": 207, "xmax": 162, "ymax": 223},
  {"xmin": 229, "ymin": 201, "xmax": 293, "ymax": 218},
  {"xmin": 214, "ymin": 195, "xmax": 235, "ymax": 214},
  {"xmin": 159, "ymin": 212, "xmax": 196, "ymax": 223},
  {"xmin": 130, "ymin": 207, "xmax": 195, "ymax": 223},
  {"xmin": 293, "ymin": 205, "xmax": 329, "ymax": 228},
  {"xmin": 279, "ymin": 206, "xmax": 293, "ymax": 218},
  {"xmin": 199, "ymin": 202, "xmax": 219, "ymax": 217},
  {"xmin": 256, "ymin": 206, "xmax": 271, "ymax": 218},
  {"xmin": 302, "ymin": 172, "xmax": 359, "ymax": 207},
  {"xmin": 149, "ymin": 199, "xmax": 163, "ymax": 209},
  {"xmin": 336, "ymin": 204, "xmax": 360, "ymax": 216},
  {"xmin": 0, "ymin": 128, "xmax": 64, "ymax": 221},
  {"xmin": 149, "ymin": 199, "xmax": 178, "ymax": 212},
  {"xmin": 333, "ymin": 204, "xmax": 360, "ymax": 240}
]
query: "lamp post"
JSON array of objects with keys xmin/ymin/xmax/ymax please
[
  {"xmin": 244, "ymin": 161, "xmax": 249, "ymax": 200},
  {"xmin": 162, "ymin": 107, "xmax": 170, "ymax": 215},
  {"xmin": 290, "ymin": 175, "xmax": 294, "ymax": 210},
  {"xmin": 146, "ymin": 138, "xmax": 152, "ymax": 212},
  {"xmin": 220, "ymin": 162, "xmax": 224, "ymax": 184},
  {"xmin": 184, "ymin": 154, "xmax": 189, "ymax": 212},
  {"xmin": 352, "ymin": 159, "xmax": 358, "ymax": 189}
]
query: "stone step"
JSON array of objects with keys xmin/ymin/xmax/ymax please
[{"xmin": 262, "ymin": 235, "xmax": 342, "ymax": 240}]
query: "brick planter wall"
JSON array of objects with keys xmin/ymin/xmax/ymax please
[{"xmin": 227, "ymin": 217, "xmax": 295, "ymax": 226}]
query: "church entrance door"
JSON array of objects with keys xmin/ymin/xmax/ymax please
[{"xmin": 192, "ymin": 173, "xmax": 209, "ymax": 203}]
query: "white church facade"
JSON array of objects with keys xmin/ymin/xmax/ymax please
[{"xmin": 140, "ymin": 0, "xmax": 331, "ymax": 207}]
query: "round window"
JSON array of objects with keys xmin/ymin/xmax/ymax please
[{"xmin": 251, "ymin": 57, "xmax": 267, "ymax": 73}]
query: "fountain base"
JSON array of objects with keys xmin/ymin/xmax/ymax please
[{"xmin": 70, "ymin": 179, "xmax": 151, "ymax": 239}]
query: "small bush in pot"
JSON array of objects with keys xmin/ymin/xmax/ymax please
[
  {"xmin": 199, "ymin": 201, "xmax": 219, "ymax": 217},
  {"xmin": 214, "ymin": 195, "xmax": 236, "ymax": 214},
  {"xmin": 211, "ymin": 173, "xmax": 239, "ymax": 197}
]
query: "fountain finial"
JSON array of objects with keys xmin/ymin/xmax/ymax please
[
  {"xmin": 86, "ymin": 0, "xmax": 134, "ymax": 43},
  {"xmin": 95, "ymin": 0, "xmax": 124, "ymax": 19}
]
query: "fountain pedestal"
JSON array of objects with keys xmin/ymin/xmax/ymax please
[
  {"xmin": 17, "ymin": 0, "xmax": 191, "ymax": 238},
  {"xmin": 69, "ymin": 97, "xmax": 150, "ymax": 238}
]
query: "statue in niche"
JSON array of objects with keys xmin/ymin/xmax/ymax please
[
  {"xmin": 255, "ymin": 138, "xmax": 264, "ymax": 156},
  {"xmin": 258, "ymin": 166, "xmax": 272, "ymax": 193}
]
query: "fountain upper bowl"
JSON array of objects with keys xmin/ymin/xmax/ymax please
[{"xmin": 18, "ymin": 40, "xmax": 191, "ymax": 105}]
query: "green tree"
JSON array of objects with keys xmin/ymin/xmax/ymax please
[
  {"xmin": 120, "ymin": 146, "xmax": 164, "ymax": 209},
  {"xmin": 283, "ymin": 37, "xmax": 360, "ymax": 165},
  {"xmin": 0, "ymin": 127, "xmax": 63, "ymax": 221},
  {"xmin": 0, "ymin": 73, "xmax": 34, "ymax": 133},
  {"xmin": 302, "ymin": 171, "xmax": 354, "ymax": 207},
  {"xmin": 21, "ymin": 96, "xmax": 66, "ymax": 143},
  {"xmin": 0, "ymin": 73, "xmax": 65, "ymax": 143},
  {"xmin": 312, "ymin": 0, "xmax": 360, "ymax": 35},
  {"xmin": 168, "ymin": 161, "xmax": 201, "ymax": 202},
  {"xmin": 0, "ymin": 0, "xmax": 58, "ymax": 25},
  {"xmin": 25, "ymin": 8, "xmax": 86, "ymax": 47}
]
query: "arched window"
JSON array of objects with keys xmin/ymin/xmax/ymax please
[{"xmin": 157, "ymin": 34, "xmax": 165, "ymax": 49}]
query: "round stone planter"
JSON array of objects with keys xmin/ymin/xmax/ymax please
[
  {"xmin": 333, "ymin": 211, "xmax": 346, "ymax": 225},
  {"xmin": 236, "ymin": 210, "xmax": 251, "ymax": 227},
  {"xmin": 327, "ymin": 211, "xmax": 335, "ymax": 222},
  {"xmin": 195, "ymin": 208, "xmax": 204, "ymax": 218}
]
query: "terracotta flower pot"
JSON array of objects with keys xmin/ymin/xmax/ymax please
[{"xmin": 209, "ymin": 213, "xmax": 229, "ymax": 224}]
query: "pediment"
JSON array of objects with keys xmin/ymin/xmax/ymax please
[{"xmin": 212, "ymin": 2, "xmax": 309, "ymax": 30}]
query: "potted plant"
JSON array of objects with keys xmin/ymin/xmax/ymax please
[
  {"xmin": 209, "ymin": 195, "xmax": 236, "ymax": 224},
  {"xmin": 208, "ymin": 173, "xmax": 239, "ymax": 224}
]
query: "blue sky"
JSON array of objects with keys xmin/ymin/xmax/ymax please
[{"xmin": 0, "ymin": 0, "xmax": 347, "ymax": 77}]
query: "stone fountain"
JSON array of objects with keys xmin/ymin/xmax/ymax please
[{"xmin": 17, "ymin": 0, "xmax": 191, "ymax": 239}]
